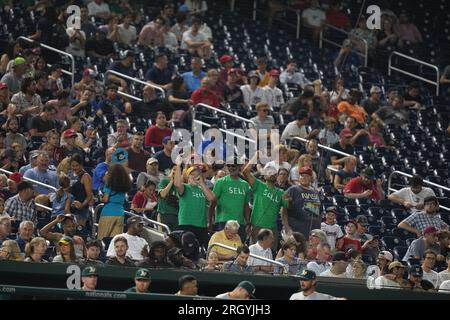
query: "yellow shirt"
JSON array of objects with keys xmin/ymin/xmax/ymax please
[{"xmin": 208, "ymin": 230, "xmax": 242, "ymax": 258}]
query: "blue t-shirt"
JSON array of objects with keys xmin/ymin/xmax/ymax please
[
  {"xmin": 93, "ymin": 162, "xmax": 109, "ymax": 190},
  {"xmin": 23, "ymin": 168, "xmax": 59, "ymax": 195},
  {"xmin": 181, "ymin": 71, "xmax": 206, "ymax": 92},
  {"xmin": 49, "ymin": 191, "xmax": 74, "ymax": 217},
  {"xmin": 101, "ymin": 185, "xmax": 126, "ymax": 217}
]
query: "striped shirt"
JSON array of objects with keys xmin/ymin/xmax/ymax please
[
  {"xmin": 4, "ymin": 194, "xmax": 36, "ymax": 223},
  {"xmin": 404, "ymin": 212, "xmax": 448, "ymax": 233}
]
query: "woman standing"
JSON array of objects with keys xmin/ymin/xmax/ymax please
[
  {"xmin": 97, "ymin": 164, "xmax": 132, "ymax": 239},
  {"xmin": 69, "ymin": 154, "xmax": 93, "ymax": 227}
]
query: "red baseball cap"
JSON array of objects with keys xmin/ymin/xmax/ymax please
[
  {"xmin": 269, "ymin": 69, "xmax": 280, "ymax": 77},
  {"xmin": 423, "ymin": 225, "xmax": 438, "ymax": 235},
  {"xmin": 64, "ymin": 129, "xmax": 77, "ymax": 138},
  {"xmin": 219, "ymin": 55, "xmax": 233, "ymax": 63},
  {"xmin": 299, "ymin": 166, "xmax": 313, "ymax": 176},
  {"xmin": 9, "ymin": 172, "xmax": 22, "ymax": 184},
  {"xmin": 340, "ymin": 128, "xmax": 353, "ymax": 138},
  {"xmin": 0, "ymin": 82, "xmax": 8, "ymax": 90}
]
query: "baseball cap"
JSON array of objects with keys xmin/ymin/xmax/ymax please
[
  {"xmin": 112, "ymin": 147, "xmax": 128, "ymax": 165},
  {"xmin": 297, "ymin": 269, "xmax": 317, "ymax": 281},
  {"xmin": 0, "ymin": 82, "xmax": 8, "ymax": 90},
  {"xmin": 269, "ymin": 69, "xmax": 280, "ymax": 77},
  {"xmin": 262, "ymin": 165, "xmax": 277, "ymax": 176},
  {"xmin": 162, "ymin": 136, "xmax": 172, "ymax": 145},
  {"xmin": 82, "ymin": 266, "xmax": 98, "ymax": 277},
  {"xmin": 355, "ymin": 215, "xmax": 369, "ymax": 225},
  {"xmin": 299, "ymin": 166, "xmax": 313, "ymax": 176},
  {"xmin": 219, "ymin": 55, "xmax": 233, "ymax": 63},
  {"xmin": 63, "ymin": 129, "xmax": 77, "ymax": 138},
  {"xmin": 237, "ymin": 281, "xmax": 256, "ymax": 299},
  {"xmin": 13, "ymin": 57, "xmax": 26, "ymax": 66},
  {"xmin": 9, "ymin": 172, "xmax": 22, "ymax": 184},
  {"xmin": 362, "ymin": 167, "xmax": 375, "ymax": 179},
  {"xmin": 62, "ymin": 213, "xmax": 76, "ymax": 222},
  {"xmin": 345, "ymin": 220, "xmax": 357, "ymax": 227},
  {"xmin": 135, "ymin": 268, "xmax": 151, "ymax": 280},
  {"xmin": 370, "ymin": 86, "xmax": 382, "ymax": 94},
  {"xmin": 185, "ymin": 166, "xmax": 200, "ymax": 177},
  {"xmin": 409, "ymin": 265, "xmax": 423, "ymax": 277},
  {"xmin": 58, "ymin": 235, "xmax": 74, "ymax": 246},
  {"xmin": 127, "ymin": 216, "xmax": 144, "ymax": 226},
  {"xmin": 325, "ymin": 206, "xmax": 338, "ymax": 215},
  {"xmin": 147, "ymin": 158, "xmax": 158, "ymax": 165},
  {"xmin": 388, "ymin": 261, "xmax": 406, "ymax": 271},
  {"xmin": 333, "ymin": 251, "xmax": 348, "ymax": 262},
  {"xmin": 423, "ymin": 225, "xmax": 438, "ymax": 235},
  {"xmin": 339, "ymin": 128, "xmax": 353, "ymax": 138},
  {"xmin": 378, "ymin": 251, "xmax": 393, "ymax": 262},
  {"xmin": 83, "ymin": 68, "xmax": 98, "ymax": 78}
]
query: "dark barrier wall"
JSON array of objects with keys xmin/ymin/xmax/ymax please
[{"xmin": 0, "ymin": 261, "xmax": 449, "ymax": 300}]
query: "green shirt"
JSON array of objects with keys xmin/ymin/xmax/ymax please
[
  {"xmin": 250, "ymin": 178, "xmax": 288, "ymax": 228},
  {"xmin": 157, "ymin": 177, "xmax": 178, "ymax": 216},
  {"xmin": 178, "ymin": 183, "xmax": 207, "ymax": 228},
  {"xmin": 213, "ymin": 175, "xmax": 250, "ymax": 225}
]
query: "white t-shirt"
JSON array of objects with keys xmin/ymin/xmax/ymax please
[
  {"xmin": 106, "ymin": 233, "xmax": 148, "ymax": 261},
  {"xmin": 302, "ymin": 8, "xmax": 326, "ymax": 27},
  {"xmin": 437, "ymin": 270, "xmax": 450, "ymax": 288},
  {"xmin": 118, "ymin": 24, "xmax": 137, "ymax": 46},
  {"xmin": 263, "ymin": 86, "xmax": 284, "ymax": 109},
  {"xmin": 247, "ymin": 242, "xmax": 273, "ymax": 266},
  {"xmin": 163, "ymin": 31, "xmax": 179, "ymax": 51},
  {"xmin": 374, "ymin": 276, "xmax": 401, "ymax": 289},
  {"xmin": 264, "ymin": 161, "xmax": 291, "ymax": 172},
  {"xmin": 281, "ymin": 121, "xmax": 308, "ymax": 143},
  {"xmin": 306, "ymin": 261, "xmax": 331, "ymax": 275},
  {"xmin": 87, "ymin": 1, "xmax": 110, "ymax": 16},
  {"xmin": 240, "ymin": 85, "xmax": 266, "ymax": 107},
  {"xmin": 290, "ymin": 291, "xmax": 338, "ymax": 300},
  {"xmin": 181, "ymin": 30, "xmax": 208, "ymax": 49},
  {"xmin": 390, "ymin": 187, "xmax": 436, "ymax": 213},
  {"xmin": 439, "ymin": 280, "xmax": 450, "ymax": 293},
  {"xmin": 66, "ymin": 28, "xmax": 86, "ymax": 58},
  {"xmin": 321, "ymin": 222, "xmax": 344, "ymax": 249},
  {"xmin": 422, "ymin": 269, "xmax": 439, "ymax": 288},
  {"xmin": 320, "ymin": 269, "xmax": 346, "ymax": 278}
]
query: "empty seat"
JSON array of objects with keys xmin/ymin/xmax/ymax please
[{"xmin": 392, "ymin": 227, "xmax": 417, "ymax": 240}]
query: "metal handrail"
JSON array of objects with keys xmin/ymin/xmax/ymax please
[
  {"xmin": 387, "ymin": 170, "xmax": 450, "ymax": 212},
  {"xmin": 193, "ymin": 119, "xmax": 256, "ymax": 144},
  {"xmin": 288, "ymin": 136, "xmax": 352, "ymax": 158},
  {"xmin": 124, "ymin": 210, "xmax": 171, "ymax": 235},
  {"xmin": 388, "ymin": 51, "xmax": 440, "ymax": 95},
  {"xmin": 104, "ymin": 70, "xmax": 165, "ymax": 98},
  {"xmin": 0, "ymin": 168, "xmax": 57, "ymax": 192},
  {"xmin": 193, "ymin": 103, "xmax": 257, "ymax": 128},
  {"xmin": 208, "ymin": 242, "xmax": 288, "ymax": 274},
  {"xmin": 36, "ymin": 203, "xmax": 52, "ymax": 211},
  {"xmin": 319, "ymin": 24, "xmax": 368, "ymax": 67},
  {"xmin": 18, "ymin": 36, "xmax": 75, "ymax": 87},
  {"xmin": 117, "ymin": 91, "xmax": 142, "ymax": 102}
]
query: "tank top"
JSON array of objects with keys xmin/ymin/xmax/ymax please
[{"xmin": 69, "ymin": 170, "xmax": 87, "ymax": 202}]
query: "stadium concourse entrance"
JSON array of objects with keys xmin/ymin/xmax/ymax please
[{"xmin": 0, "ymin": 261, "xmax": 448, "ymax": 300}]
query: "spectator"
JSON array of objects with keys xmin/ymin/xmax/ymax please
[
  {"xmin": 367, "ymin": 121, "xmax": 387, "ymax": 147},
  {"xmin": 201, "ymin": 251, "xmax": 221, "ymax": 272},
  {"xmin": 128, "ymin": 85, "xmax": 173, "ymax": 119},
  {"xmin": 28, "ymin": 104, "xmax": 57, "ymax": 138},
  {"xmin": 81, "ymin": 239, "xmax": 104, "ymax": 266},
  {"xmin": 66, "ymin": 24, "xmax": 86, "ymax": 58},
  {"xmin": 362, "ymin": 86, "xmax": 383, "ymax": 116},
  {"xmin": 402, "ymin": 226, "xmax": 440, "ymax": 262},
  {"xmin": 154, "ymin": 136, "xmax": 175, "ymax": 173},
  {"xmin": 47, "ymin": 90, "xmax": 72, "ymax": 122},
  {"xmin": 398, "ymin": 197, "xmax": 448, "ymax": 237},
  {"xmin": 403, "ymin": 81, "xmax": 423, "ymax": 109},
  {"xmin": 208, "ymin": 220, "xmax": 242, "ymax": 263},
  {"xmin": 281, "ymin": 109, "xmax": 318, "ymax": 143},
  {"xmin": 181, "ymin": 18, "xmax": 211, "ymax": 59},
  {"xmin": 171, "ymin": 12, "xmax": 189, "ymax": 43},
  {"xmin": 92, "ymin": 147, "xmax": 114, "ymax": 191},
  {"xmin": 4, "ymin": 117, "xmax": 26, "ymax": 151},
  {"xmin": 68, "ymin": 154, "xmax": 93, "ymax": 227},
  {"xmin": 144, "ymin": 112, "xmax": 173, "ymax": 149},
  {"xmin": 301, "ymin": 0, "xmax": 326, "ymax": 45},
  {"xmin": 321, "ymin": 207, "xmax": 344, "ymax": 249},
  {"xmin": 131, "ymin": 180, "xmax": 158, "ymax": 217},
  {"xmin": 145, "ymin": 53, "xmax": 173, "ymax": 91},
  {"xmin": 162, "ymin": 21, "xmax": 179, "ymax": 52},
  {"xmin": 404, "ymin": 265, "xmax": 434, "ymax": 291},
  {"xmin": 395, "ymin": 11, "xmax": 423, "ymax": 46},
  {"xmin": 247, "ymin": 229, "xmax": 274, "ymax": 274},
  {"xmin": 275, "ymin": 239, "xmax": 304, "ymax": 275},
  {"xmin": 216, "ymin": 281, "xmax": 256, "ymax": 300},
  {"xmin": 333, "ymin": 39, "xmax": 360, "ymax": 69},
  {"xmin": 388, "ymin": 175, "xmax": 436, "ymax": 214},
  {"xmin": 421, "ymin": 250, "xmax": 439, "ymax": 288},
  {"xmin": 336, "ymin": 220, "xmax": 362, "ymax": 253},
  {"xmin": 290, "ymin": 154, "xmax": 317, "ymax": 188},
  {"xmin": 136, "ymin": 241, "xmax": 171, "ymax": 268},
  {"xmin": 70, "ymin": 87, "xmax": 96, "ymax": 121},
  {"xmin": 23, "ymin": 237, "xmax": 48, "ymax": 263},
  {"xmin": 24, "ymin": 152, "xmax": 58, "ymax": 195},
  {"xmin": 372, "ymin": 94, "xmax": 409, "ymax": 128},
  {"xmin": 126, "ymin": 133, "xmax": 150, "ymax": 173},
  {"xmin": 320, "ymin": 251, "xmax": 348, "ymax": 278},
  {"xmin": 439, "ymin": 280, "xmax": 450, "ymax": 293},
  {"xmin": 81, "ymin": 266, "xmax": 99, "ymax": 291},
  {"xmin": 138, "ymin": 16, "xmax": 165, "ymax": 48},
  {"xmin": 136, "ymin": 158, "xmax": 165, "ymax": 190},
  {"xmin": 318, "ymin": 117, "xmax": 339, "ymax": 147},
  {"xmin": 1, "ymin": 57, "xmax": 27, "ymax": 94},
  {"xmin": 106, "ymin": 216, "xmax": 148, "ymax": 262},
  {"xmin": 168, "ymin": 76, "xmax": 192, "ymax": 121},
  {"xmin": 86, "ymin": 29, "xmax": 115, "ymax": 59},
  {"xmin": 0, "ymin": 240, "xmax": 23, "ymax": 261},
  {"xmin": 222, "ymin": 244, "xmax": 252, "ymax": 273},
  {"xmin": 175, "ymin": 275, "xmax": 198, "ymax": 296},
  {"xmin": 167, "ymin": 247, "xmax": 196, "ymax": 269},
  {"xmin": 116, "ymin": 12, "xmax": 137, "ymax": 46},
  {"xmin": 88, "ymin": 0, "xmax": 111, "ymax": 18},
  {"xmin": 4, "ymin": 181, "xmax": 36, "ymax": 223},
  {"xmin": 333, "ymin": 156, "xmax": 358, "ymax": 191},
  {"xmin": 241, "ymin": 71, "xmax": 266, "ymax": 108},
  {"xmin": 290, "ymin": 269, "xmax": 341, "ymax": 300},
  {"xmin": 437, "ymin": 255, "xmax": 450, "ymax": 288},
  {"xmin": 15, "ymin": 220, "xmax": 34, "ymax": 253},
  {"xmin": 223, "ymin": 68, "xmax": 244, "ymax": 107},
  {"xmin": 351, "ymin": 259, "xmax": 368, "ymax": 279},
  {"xmin": 366, "ymin": 250, "xmax": 393, "ymax": 288},
  {"xmin": 0, "ymin": 215, "xmax": 11, "ymax": 245},
  {"xmin": 106, "ymin": 50, "xmax": 135, "ymax": 91},
  {"xmin": 343, "ymin": 167, "xmax": 385, "ymax": 201},
  {"xmin": 306, "ymin": 242, "xmax": 332, "ymax": 275},
  {"xmin": 107, "ymin": 119, "xmax": 133, "ymax": 148},
  {"xmin": 249, "ymin": 102, "xmax": 274, "ymax": 135},
  {"xmin": 181, "ymin": 57, "xmax": 206, "ymax": 93},
  {"xmin": 52, "ymin": 236, "xmax": 79, "ymax": 263},
  {"xmin": 125, "ymin": 268, "xmax": 152, "ymax": 293},
  {"xmin": 263, "ymin": 69, "xmax": 284, "ymax": 110},
  {"xmin": 329, "ymin": 129, "xmax": 354, "ymax": 168},
  {"xmin": 59, "ymin": 129, "xmax": 85, "ymax": 162},
  {"xmin": 350, "ymin": 16, "xmax": 377, "ymax": 55},
  {"xmin": 337, "ymin": 89, "xmax": 367, "ymax": 125},
  {"xmin": 11, "ymin": 76, "xmax": 43, "ymax": 117},
  {"xmin": 282, "ymin": 167, "xmax": 322, "ymax": 238},
  {"xmin": 191, "ymin": 76, "xmax": 220, "ymax": 108},
  {"xmin": 376, "ymin": 17, "xmax": 398, "ymax": 49},
  {"xmin": 106, "ymin": 236, "xmax": 139, "ymax": 267},
  {"xmin": 97, "ymin": 84, "xmax": 126, "ymax": 117},
  {"xmin": 157, "ymin": 167, "xmax": 179, "ymax": 231}
]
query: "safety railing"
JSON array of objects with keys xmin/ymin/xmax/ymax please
[
  {"xmin": 104, "ymin": 70, "xmax": 165, "ymax": 98},
  {"xmin": 288, "ymin": 136, "xmax": 352, "ymax": 158},
  {"xmin": 388, "ymin": 51, "xmax": 440, "ymax": 95},
  {"xmin": 193, "ymin": 103, "xmax": 256, "ymax": 129},
  {"xmin": 36, "ymin": 203, "xmax": 52, "ymax": 211},
  {"xmin": 208, "ymin": 242, "xmax": 289, "ymax": 274},
  {"xmin": 319, "ymin": 24, "xmax": 368, "ymax": 67},
  {"xmin": 193, "ymin": 119, "xmax": 256, "ymax": 144},
  {"xmin": 18, "ymin": 36, "xmax": 75, "ymax": 87},
  {"xmin": 0, "ymin": 168, "xmax": 57, "ymax": 192},
  {"xmin": 387, "ymin": 170, "xmax": 450, "ymax": 212}
]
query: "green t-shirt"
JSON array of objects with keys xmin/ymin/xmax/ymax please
[
  {"xmin": 250, "ymin": 178, "xmax": 288, "ymax": 229},
  {"xmin": 213, "ymin": 175, "xmax": 250, "ymax": 225},
  {"xmin": 157, "ymin": 177, "xmax": 178, "ymax": 216},
  {"xmin": 178, "ymin": 183, "xmax": 207, "ymax": 228}
]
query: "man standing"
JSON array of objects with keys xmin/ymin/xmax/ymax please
[
  {"xmin": 126, "ymin": 133, "xmax": 150, "ymax": 173},
  {"xmin": 154, "ymin": 136, "xmax": 175, "ymax": 173},
  {"xmin": 210, "ymin": 161, "xmax": 250, "ymax": 242},
  {"xmin": 281, "ymin": 167, "xmax": 321, "ymax": 238},
  {"xmin": 216, "ymin": 281, "xmax": 256, "ymax": 300},
  {"xmin": 93, "ymin": 147, "xmax": 114, "ymax": 191},
  {"xmin": 81, "ymin": 266, "xmax": 99, "ymax": 291},
  {"xmin": 290, "ymin": 270, "xmax": 341, "ymax": 300},
  {"xmin": 125, "ymin": 268, "xmax": 151, "ymax": 293},
  {"xmin": 388, "ymin": 175, "xmax": 436, "ymax": 214},
  {"xmin": 24, "ymin": 152, "xmax": 58, "ymax": 195}
]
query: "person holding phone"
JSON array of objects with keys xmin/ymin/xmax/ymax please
[{"xmin": 343, "ymin": 167, "xmax": 385, "ymax": 201}]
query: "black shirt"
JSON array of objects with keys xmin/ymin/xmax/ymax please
[
  {"xmin": 145, "ymin": 65, "xmax": 173, "ymax": 86},
  {"xmin": 30, "ymin": 116, "xmax": 56, "ymax": 133},
  {"xmin": 106, "ymin": 61, "xmax": 133, "ymax": 86},
  {"xmin": 362, "ymin": 98, "xmax": 381, "ymax": 115},
  {"xmin": 86, "ymin": 38, "xmax": 115, "ymax": 57},
  {"xmin": 155, "ymin": 150, "xmax": 174, "ymax": 173},
  {"xmin": 168, "ymin": 90, "xmax": 191, "ymax": 111},
  {"xmin": 330, "ymin": 141, "xmax": 354, "ymax": 162},
  {"xmin": 224, "ymin": 85, "xmax": 244, "ymax": 105},
  {"xmin": 132, "ymin": 98, "xmax": 173, "ymax": 119},
  {"xmin": 36, "ymin": 87, "xmax": 53, "ymax": 104}
]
